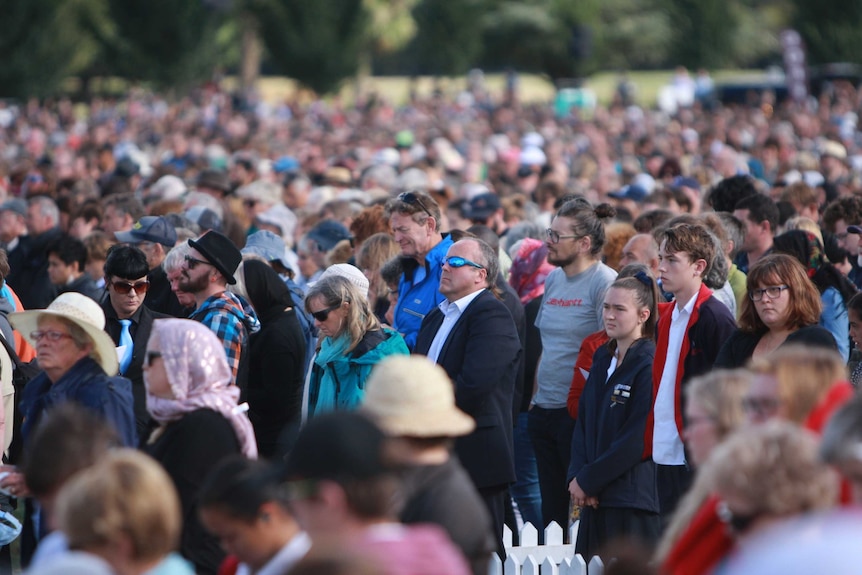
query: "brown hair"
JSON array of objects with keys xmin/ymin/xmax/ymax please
[
  {"xmin": 350, "ymin": 205, "xmax": 390, "ymax": 247},
  {"xmin": 659, "ymin": 223, "xmax": 716, "ymax": 271},
  {"xmin": 780, "ymin": 182, "xmax": 818, "ymax": 207},
  {"xmin": 385, "ymin": 190, "xmax": 442, "ymax": 232},
  {"xmin": 603, "ymin": 222, "xmax": 637, "ymax": 272},
  {"xmin": 555, "ymin": 198, "xmax": 616, "ymax": 256},
  {"xmin": 739, "ymin": 253, "xmax": 821, "ymax": 333},
  {"xmin": 606, "ymin": 267, "xmax": 660, "ymax": 354}
]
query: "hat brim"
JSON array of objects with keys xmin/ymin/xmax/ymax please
[
  {"xmin": 368, "ymin": 409, "xmax": 476, "ymax": 438},
  {"xmin": 188, "ymin": 238, "xmax": 237, "ymax": 284},
  {"xmin": 10, "ymin": 310, "xmax": 119, "ymax": 376}
]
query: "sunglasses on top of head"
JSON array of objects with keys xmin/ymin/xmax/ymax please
[{"xmin": 397, "ymin": 191, "xmax": 434, "ymax": 219}]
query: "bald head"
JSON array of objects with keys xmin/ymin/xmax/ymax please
[{"xmin": 619, "ymin": 233, "xmax": 659, "ymax": 275}]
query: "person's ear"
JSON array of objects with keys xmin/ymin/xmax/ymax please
[{"xmin": 693, "ymin": 258, "xmax": 708, "ymax": 277}]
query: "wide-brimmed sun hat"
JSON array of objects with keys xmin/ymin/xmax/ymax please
[
  {"xmin": 10, "ymin": 292, "xmax": 119, "ymax": 376},
  {"xmin": 362, "ymin": 355, "xmax": 475, "ymax": 438}
]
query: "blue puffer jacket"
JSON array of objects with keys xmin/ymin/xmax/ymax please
[
  {"xmin": 20, "ymin": 356, "xmax": 138, "ymax": 447},
  {"xmin": 307, "ymin": 327, "xmax": 409, "ymax": 417},
  {"xmin": 393, "ymin": 235, "xmax": 453, "ymax": 350}
]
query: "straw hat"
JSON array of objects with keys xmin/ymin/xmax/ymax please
[
  {"xmin": 10, "ymin": 292, "xmax": 119, "ymax": 376},
  {"xmin": 362, "ymin": 356, "xmax": 475, "ymax": 438}
]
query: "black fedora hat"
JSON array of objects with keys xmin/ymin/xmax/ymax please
[{"xmin": 188, "ymin": 231, "xmax": 241, "ymax": 285}]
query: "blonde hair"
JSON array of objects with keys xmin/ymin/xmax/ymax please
[
  {"xmin": 748, "ymin": 344, "xmax": 847, "ymax": 425},
  {"xmin": 684, "ymin": 369, "xmax": 751, "ymax": 438},
  {"xmin": 784, "ymin": 216, "xmax": 824, "ymax": 246},
  {"xmin": 56, "ymin": 449, "xmax": 181, "ymax": 563},
  {"xmin": 305, "ymin": 275, "xmax": 380, "ymax": 353},
  {"xmin": 704, "ymin": 421, "xmax": 837, "ymax": 518}
]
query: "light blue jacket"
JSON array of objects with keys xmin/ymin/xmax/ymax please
[
  {"xmin": 393, "ymin": 235, "xmax": 454, "ymax": 350},
  {"xmin": 820, "ymin": 286, "xmax": 850, "ymax": 362}
]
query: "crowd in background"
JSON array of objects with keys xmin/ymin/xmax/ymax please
[{"xmin": 0, "ymin": 72, "xmax": 861, "ymax": 574}]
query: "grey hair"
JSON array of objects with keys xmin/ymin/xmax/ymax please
[
  {"xmin": 703, "ymin": 231, "xmax": 729, "ymax": 289},
  {"xmin": 162, "ymin": 243, "xmax": 192, "ymax": 274},
  {"xmin": 29, "ymin": 196, "xmax": 60, "ymax": 224}
]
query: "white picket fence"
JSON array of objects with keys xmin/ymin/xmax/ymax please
[{"xmin": 488, "ymin": 521, "xmax": 604, "ymax": 575}]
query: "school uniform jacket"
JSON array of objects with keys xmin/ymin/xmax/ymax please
[
  {"xmin": 568, "ymin": 339, "xmax": 659, "ymax": 512},
  {"xmin": 643, "ymin": 284, "xmax": 737, "ymax": 458}
]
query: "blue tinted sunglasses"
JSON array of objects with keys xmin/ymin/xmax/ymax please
[{"xmin": 444, "ymin": 256, "xmax": 485, "ymax": 269}]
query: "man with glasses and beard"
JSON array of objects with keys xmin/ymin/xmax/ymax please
[
  {"xmin": 101, "ymin": 245, "xmax": 170, "ymax": 444},
  {"xmin": 179, "ymin": 231, "xmax": 259, "ymax": 393},
  {"xmin": 386, "ymin": 190, "xmax": 453, "ymax": 350}
]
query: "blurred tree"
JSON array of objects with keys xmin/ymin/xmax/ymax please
[
  {"xmin": 408, "ymin": 0, "xmax": 486, "ymax": 76},
  {"xmin": 249, "ymin": 0, "xmax": 368, "ymax": 95},
  {"xmin": 0, "ymin": 0, "xmax": 103, "ymax": 98},
  {"xmin": 593, "ymin": 0, "xmax": 671, "ymax": 69},
  {"xmin": 664, "ymin": 0, "xmax": 737, "ymax": 69},
  {"xmin": 102, "ymin": 0, "xmax": 226, "ymax": 90},
  {"xmin": 792, "ymin": 0, "xmax": 862, "ymax": 64}
]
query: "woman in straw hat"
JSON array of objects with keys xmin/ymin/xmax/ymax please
[
  {"xmin": 9, "ymin": 292, "xmax": 137, "ymax": 455},
  {"xmin": 362, "ymin": 355, "xmax": 494, "ymax": 575}
]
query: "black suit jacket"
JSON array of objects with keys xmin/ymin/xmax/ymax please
[
  {"xmin": 415, "ymin": 289, "xmax": 521, "ymax": 489},
  {"xmin": 103, "ymin": 300, "xmax": 171, "ymax": 443}
]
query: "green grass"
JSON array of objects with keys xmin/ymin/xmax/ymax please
[{"xmin": 246, "ymin": 69, "xmax": 763, "ymax": 108}]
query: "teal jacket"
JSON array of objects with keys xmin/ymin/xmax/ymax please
[{"xmin": 308, "ymin": 327, "xmax": 409, "ymax": 416}]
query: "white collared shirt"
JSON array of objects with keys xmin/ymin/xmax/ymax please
[
  {"xmin": 236, "ymin": 532, "xmax": 311, "ymax": 575},
  {"xmin": 426, "ymin": 289, "xmax": 485, "ymax": 363},
  {"xmin": 652, "ymin": 293, "xmax": 697, "ymax": 465}
]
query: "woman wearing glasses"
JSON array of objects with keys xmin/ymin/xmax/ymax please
[
  {"xmin": 143, "ymin": 318, "xmax": 257, "ymax": 574},
  {"xmin": 715, "ymin": 253, "xmax": 837, "ymax": 368},
  {"xmin": 304, "ymin": 275, "xmax": 408, "ymax": 418}
]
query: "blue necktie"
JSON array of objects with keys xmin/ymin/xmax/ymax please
[{"xmin": 118, "ymin": 319, "xmax": 133, "ymax": 374}]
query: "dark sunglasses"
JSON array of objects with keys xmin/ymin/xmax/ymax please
[
  {"xmin": 111, "ymin": 280, "xmax": 150, "ymax": 295},
  {"xmin": 184, "ymin": 255, "xmax": 212, "ymax": 270},
  {"xmin": 144, "ymin": 351, "xmax": 162, "ymax": 367},
  {"xmin": 310, "ymin": 303, "xmax": 341, "ymax": 322},
  {"xmin": 243, "ymin": 199, "xmax": 259, "ymax": 208},
  {"xmin": 443, "ymin": 256, "xmax": 485, "ymax": 269},
  {"xmin": 397, "ymin": 191, "xmax": 433, "ymax": 219}
]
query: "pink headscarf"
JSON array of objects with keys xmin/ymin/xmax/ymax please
[
  {"xmin": 146, "ymin": 319, "xmax": 258, "ymax": 458},
  {"xmin": 509, "ymin": 238, "xmax": 555, "ymax": 304}
]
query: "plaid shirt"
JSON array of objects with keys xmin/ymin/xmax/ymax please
[{"xmin": 189, "ymin": 291, "xmax": 259, "ymax": 384}]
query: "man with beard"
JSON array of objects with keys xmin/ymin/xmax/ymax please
[
  {"xmin": 180, "ymin": 231, "xmax": 258, "ymax": 392},
  {"xmin": 530, "ymin": 199, "xmax": 617, "ymax": 532}
]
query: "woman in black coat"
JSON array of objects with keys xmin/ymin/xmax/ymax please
[{"xmin": 237, "ymin": 259, "xmax": 307, "ymax": 459}]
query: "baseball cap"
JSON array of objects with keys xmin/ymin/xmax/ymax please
[
  {"xmin": 0, "ymin": 199, "xmax": 27, "ymax": 218},
  {"xmin": 467, "ymin": 192, "xmax": 502, "ymax": 221},
  {"xmin": 608, "ymin": 184, "xmax": 648, "ymax": 203},
  {"xmin": 306, "ymin": 220, "xmax": 351, "ymax": 252},
  {"xmin": 114, "ymin": 216, "xmax": 178, "ymax": 247}
]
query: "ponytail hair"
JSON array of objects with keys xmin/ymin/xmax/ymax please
[
  {"xmin": 607, "ymin": 264, "xmax": 660, "ymax": 353},
  {"xmin": 556, "ymin": 199, "xmax": 617, "ymax": 257}
]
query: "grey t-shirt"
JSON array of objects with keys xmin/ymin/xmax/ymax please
[{"xmin": 534, "ymin": 262, "xmax": 617, "ymax": 408}]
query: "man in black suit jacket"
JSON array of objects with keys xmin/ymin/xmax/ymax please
[
  {"xmin": 101, "ymin": 245, "xmax": 170, "ymax": 444},
  {"xmin": 414, "ymin": 237, "xmax": 521, "ymax": 557}
]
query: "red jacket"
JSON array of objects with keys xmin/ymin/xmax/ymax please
[{"xmin": 567, "ymin": 330, "xmax": 609, "ymax": 419}]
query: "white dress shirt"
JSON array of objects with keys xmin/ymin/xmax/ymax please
[
  {"xmin": 426, "ymin": 289, "xmax": 486, "ymax": 363},
  {"xmin": 652, "ymin": 293, "xmax": 696, "ymax": 465}
]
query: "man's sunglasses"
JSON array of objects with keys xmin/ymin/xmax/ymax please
[
  {"xmin": 112, "ymin": 280, "xmax": 150, "ymax": 295},
  {"xmin": 310, "ymin": 303, "xmax": 341, "ymax": 322},
  {"xmin": 184, "ymin": 255, "xmax": 212, "ymax": 270},
  {"xmin": 397, "ymin": 191, "xmax": 433, "ymax": 219},
  {"xmin": 443, "ymin": 256, "xmax": 485, "ymax": 269}
]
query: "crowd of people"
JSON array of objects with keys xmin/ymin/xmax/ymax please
[{"xmin": 0, "ymin": 74, "xmax": 860, "ymax": 574}]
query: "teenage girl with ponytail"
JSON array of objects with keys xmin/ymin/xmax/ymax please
[{"xmin": 567, "ymin": 270, "xmax": 662, "ymax": 559}]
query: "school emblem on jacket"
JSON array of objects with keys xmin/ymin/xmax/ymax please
[{"xmin": 610, "ymin": 383, "xmax": 631, "ymax": 406}]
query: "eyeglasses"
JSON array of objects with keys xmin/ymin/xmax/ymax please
[
  {"xmin": 184, "ymin": 255, "xmax": 212, "ymax": 270},
  {"xmin": 144, "ymin": 351, "xmax": 162, "ymax": 367},
  {"xmin": 243, "ymin": 199, "xmax": 258, "ymax": 208},
  {"xmin": 443, "ymin": 256, "xmax": 485, "ymax": 270},
  {"xmin": 397, "ymin": 191, "xmax": 433, "ymax": 219},
  {"xmin": 30, "ymin": 330, "xmax": 73, "ymax": 343},
  {"xmin": 111, "ymin": 280, "xmax": 150, "ymax": 295},
  {"xmin": 742, "ymin": 396, "xmax": 781, "ymax": 417},
  {"xmin": 749, "ymin": 284, "xmax": 789, "ymax": 302},
  {"xmin": 310, "ymin": 303, "xmax": 341, "ymax": 322},
  {"xmin": 545, "ymin": 228, "xmax": 581, "ymax": 244}
]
